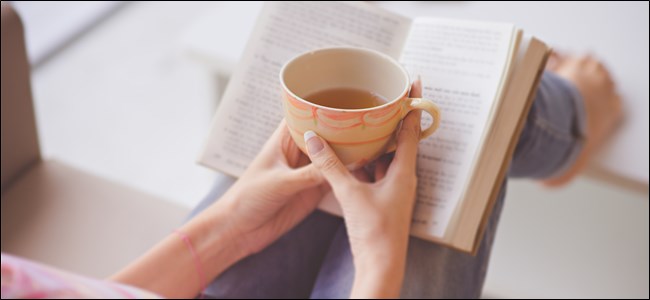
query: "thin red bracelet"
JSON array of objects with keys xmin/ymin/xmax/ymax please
[{"xmin": 173, "ymin": 229, "xmax": 206, "ymax": 298}]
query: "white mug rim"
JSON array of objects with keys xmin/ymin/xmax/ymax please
[{"xmin": 279, "ymin": 46, "xmax": 411, "ymax": 112}]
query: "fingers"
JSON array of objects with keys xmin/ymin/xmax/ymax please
[
  {"xmin": 295, "ymin": 152, "xmax": 312, "ymax": 168},
  {"xmin": 303, "ymin": 130, "xmax": 355, "ymax": 188},
  {"xmin": 387, "ymin": 110, "xmax": 421, "ymax": 178},
  {"xmin": 255, "ymin": 120, "xmax": 290, "ymax": 165},
  {"xmin": 282, "ymin": 126, "xmax": 305, "ymax": 167},
  {"xmin": 384, "ymin": 76, "xmax": 421, "ymax": 178},
  {"xmin": 284, "ymin": 164, "xmax": 324, "ymax": 188},
  {"xmin": 352, "ymin": 168, "xmax": 372, "ymax": 183},
  {"xmin": 269, "ymin": 119, "xmax": 289, "ymax": 146},
  {"xmin": 258, "ymin": 119, "xmax": 310, "ymax": 167},
  {"xmin": 374, "ymin": 153, "xmax": 393, "ymax": 181},
  {"xmin": 410, "ymin": 76, "xmax": 422, "ymax": 98},
  {"xmin": 546, "ymin": 50, "xmax": 567, "ymax": 71}
]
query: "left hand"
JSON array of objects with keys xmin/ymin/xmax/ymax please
[
  {"xmin": 112, "ymin": 121, "xmax": 327, "ymax": 298},
  {"xmin": 211, "ymin": 120, "xmax": 327, "ymax": 255}
]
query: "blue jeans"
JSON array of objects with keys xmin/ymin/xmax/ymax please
[{"xmin": 189, "ymin": 72, "xmax": 586, "ymax": 298}]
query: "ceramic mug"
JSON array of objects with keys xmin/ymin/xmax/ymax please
[{"xmin": 280, "ymin": 46, "xmax": 440, "ymax": 169}]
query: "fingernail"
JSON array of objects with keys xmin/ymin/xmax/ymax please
[
  {"xmin": 417, "ymin": 75, "xmax": 421, "ymax": 83},
  {"xmin": 304, "ymin": 131, "xmax": 324, "ymax": 154}
]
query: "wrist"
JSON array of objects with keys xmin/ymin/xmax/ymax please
[
  {"xmin": 181, "ymin": 200, "xmax": 248, "ymax": 276},
  {"xmin": 351, "ymin": 245, "xmax": 407, "ymax": 298},
  {"xmin": 110, "ymin": 199, "xmax": 248, "ymax": 298},
  {"xmin": 352, "ymin": 260, "xmax": 405, "ymax": 298}
]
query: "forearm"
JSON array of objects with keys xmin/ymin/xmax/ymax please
[
  {"xmin": 349, "ymin": 235, "xmax": 409, "ymax": 298},
  {"xmin": 110, "ymin": 200, "xmax": 246, "ymax": 298},
  {"xmin": 352, "ymin": 258, "xmax": 405, "ymax": 298}
]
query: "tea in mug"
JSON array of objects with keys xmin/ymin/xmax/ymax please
[{"xmin": 305, "ymin": 87, "xmax": 388, "ymax": 109}]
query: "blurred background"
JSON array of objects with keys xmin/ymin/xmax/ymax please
[{"xmin": 8, "ymin": 1, "xmax": 649, "ymax": 298}]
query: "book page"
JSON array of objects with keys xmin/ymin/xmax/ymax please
[
  {"xmin": 199, "ymin": 2, "xmax": 412, "ymax": 176},
  {"xmin": 399, "ymin": 18, "xmax": 515, "ymax": 239}
]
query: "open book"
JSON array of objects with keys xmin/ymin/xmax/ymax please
[{"xmin": 199, "ymin": 1, "xmax": 549, "ymax": 254}]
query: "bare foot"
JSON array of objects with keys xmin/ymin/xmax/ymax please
[
  {"xmin": 542, "ymin": 53, "xmax": 623, "ymax": 186},
  {"xmin": 545, "ymin": 51, "xmax": 565, "ymax": 72}
]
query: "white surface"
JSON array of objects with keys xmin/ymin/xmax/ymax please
[
  {"xmin": 31, "ymin": 2, "xmax": 218, "ymax": 208},
  {"xmin": 26, "ymin": 1, "xmax": 648, "ymax": 298},
  {"xmin": 11, "ymin": 1, "xmax": 123, "ymax": 66},
  {"xmin": 484, "ymin": 177, "xmax": 648, "ymax": 298}
]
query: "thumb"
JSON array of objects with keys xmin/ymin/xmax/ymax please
[
  {"xmin": 283, "ymin": 163, "xmax": 324, "ymax": 189},
  {"xmin": 304, "ymin": 131, "xmax": 354, "ymax": 188}
]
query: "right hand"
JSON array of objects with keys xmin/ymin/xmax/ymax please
[{"xmin": 304, "ymin": 92, "xmax": 423, "ymax": 298}]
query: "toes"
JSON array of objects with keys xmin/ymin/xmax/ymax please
[{"xmin": 546, "ymin": 50, "xmax": 566, "ymax": 71}]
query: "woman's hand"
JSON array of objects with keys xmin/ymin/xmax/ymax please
[
  {"xmin": 213, "ymin": 120, "xmax": 329, "ymax": 256},
  {"xmin": 112, "ymin": 121, "xmax": 327, "ymax": 298},
  {"xmin": 304, "ymin": 81, "xmax": 423, "ymax": 298},
  {"xmin": 113, "ymin": 82, "xmax": 422, "ymax": 298}
]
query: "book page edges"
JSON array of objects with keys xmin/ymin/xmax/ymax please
[
  {"xmin": 465, "ymin": 39, "xmax": 550, "ymax": 255},
  {"xmin": 429, "ymin": 28, "xmax": 522, "ymax": 251}
]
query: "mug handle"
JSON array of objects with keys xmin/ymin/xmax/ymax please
[{"xmin": 386, "ymin": 98, "xmax": 441, "ymax": 152}]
